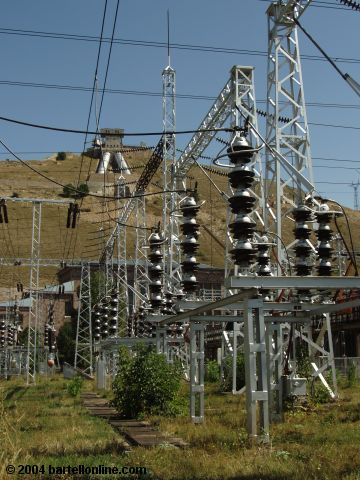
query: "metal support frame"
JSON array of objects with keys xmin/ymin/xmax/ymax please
[
  {"xmin": 26, "ymin": 201, "xmax": 41, "ymax": 385},
  {"xmin": 162, "ymin": 65, "xmax": 181, "ymax": 290},
  {"xmin": 265, "ymin": 0, "xmax": 314, "ymax": 268},
  {"xmin": 133, "ymin": 196, "xmax": 148, "ymax": 312},
  {"xmin": 243, "ymin": 298, "xmax": 269, "ymax": 442},
  {"xmin": 190, "ymin": 322, "xmax": 205, "ymax": 423},
  {"xmin": 74, "ymin": 262, "xmax": 93, "ymax": 376}
]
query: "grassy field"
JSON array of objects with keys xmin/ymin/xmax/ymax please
[{"xmin": 1, "ymin": 375, "xmax": 360, "ymax": 480}]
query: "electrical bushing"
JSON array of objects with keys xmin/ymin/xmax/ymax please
[
  {"xmin": 108, "ymin": 291, "xmax": 118, "ymax": 336},
  {"xmin": 315, "ymin": 205, "xmax": 333, "ymax": 276},
  {"xmin": 227, "ymin": 134, "xmax": 257, "ymax": 268},
  {"xmin": 100, "ymin": 299, "xmax": 110, "ymax": 339},
  {"xmin": 292, "ymin": 205, "xmax": 313, "ymax": 276},
  {"xmin": 148, "ymin": 230, "xmax": 165, "ymax": 311},
  {"xmin": 93, "ymin": 305, "xmax": 101, "ymax": 341},
  {"xmin": 0, "ymin": 320, "xmax": 5, "ymax": 347},
  {"xmin": 180, "ymin": 193, "xmax": 200, "ymax": 293}
]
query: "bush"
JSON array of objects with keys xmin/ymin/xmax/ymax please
[
  {"xmin": 310, "ymin": 381, "xmax": 332, "ymax": 404},
  {"xmin": 205, "ymin": 360, "xmax": 220, "ymax": 383},
  {"xmin": 67, "ymin": 376, "xmax": 83, "ymax": 397},
  {"xmin": 56, "ymin": 151, "xmax": 67, "ymax": 161},
  {"xmin": 62, "ymin": 184, "xmax": 75, "ymax": 197},
  {"xmin": 347, "ymin": 362, "xmax": 357, "ymax": 388},
  {"xmin": 111, "ymin": 344, "xmax": 183, "ymax": 418},
  {"xmin": 77, "ymin": 182, "xmax": 89, "ymax": 198},
  {"xmin": 221, "ymin": 352, "xmax": 246, "ymax": 391}
]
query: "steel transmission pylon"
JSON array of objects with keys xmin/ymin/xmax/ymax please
[
  {"xmin": 225, "ymin": 66, "xmax": 264, "ymax": 289},
  {"xmin": 162, "ymin": 62, "xmax": 181, "ymax": 291},
  {"xmin": 265, "ymin": 0, "xmax": 314, "ymax": 270},
  {"xmin": 74, "ymin": 262, "xmax": 93, "ymax": 376},
  {"xmin": 133, "ymin": 196, "xmax": 148, "ymax": 312},
  {"xmin": 26, "ymin": 201, "xmax": 41, "ymax": 385}
]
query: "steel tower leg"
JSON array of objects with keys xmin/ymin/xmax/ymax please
[
  {"xmin": 74, "ymin": 262, "xmax": 93, "ymax": 376},
  {"xmin": 133, "ymin": 196, "xmax": 148, "ymax": 311},
  {"xmin": 26, "ymin": 201, "xmax": 41, "ymax": 385},
  {"xmin": 190, "ymin": 322, "xmax": 205, "ymax": 423},
  {"xmin": 243, "ymin": 298, "xmax": 269, "ymax": 442}
]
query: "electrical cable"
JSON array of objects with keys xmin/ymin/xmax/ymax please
[
  {"xmin": 337, "ymin": 0, "xmax": 360, "ymax": 11},
  {"xmin": 0, "ymin": 25, "xmax": 358, "ymax": 61},
  {"xmin": 294, "ymin": 18, "xmax": 360, "ymax": 98},
  {"xmin": 0, "ymin": 115, "xmax": 234, "ymax": 136},
  {"xmin": 0, "ymin": 80, "xmax": 359, "ymax": 112}
]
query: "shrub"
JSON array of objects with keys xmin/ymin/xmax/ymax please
[
  {"xmin": 77, "ymin": 182, "xmax": 89, "ymax": 198},
  {"xmin": 111, "ymin": 344, "xmax": 183, "ymax": 418},
  {"xmin": 347, "ymin": 362, "xmax": 357, "ymax": 388},
  {"xmin": 56, "ymin": 151, "xmax": 67, "ymax": 161},
  {"xmin": 62, "ymin": 183, "xmax": 75, "ymax": 197},
  {"xmin": 67, "ymin": 376, "xmax": 83, "ymax": 397},
  {"xmin": 310, "ymin": 381, "xmax": 332, "ymax": 404},
  {"xmin": 221, "ymin": 352, "xmax": 246, "ymax": 391},
  {"xmin": 205, "ymin": 360, "xmax": 220, "ymax": 383}
]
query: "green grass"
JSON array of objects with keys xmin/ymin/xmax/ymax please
[{"xmin": 1, "ymin": 376, "xmax": 360, "ymax": 479}]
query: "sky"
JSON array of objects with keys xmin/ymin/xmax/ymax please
[{"xmin": 0, "ymin": 0, "xmax": 358, "ymax": 207}]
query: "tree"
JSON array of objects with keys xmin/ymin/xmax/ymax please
[
  {"xmin": 62, "ymin": 184, "xmax": 76, "ymax": 198},
  {"xmin": 56, "ymin": 151, "xmax": 67, "ymax": 161},
  {"xmin": 77, "ymin": 183, "xmax": 89, "ymax": 198},
  {"xmin": 56, "ymin": 321, "xmax": 76, "ymax": 365}
]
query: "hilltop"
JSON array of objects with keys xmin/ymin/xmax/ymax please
[{"xmin": 0, "ymin": 147, "xmax": 358, "ymax": 299}]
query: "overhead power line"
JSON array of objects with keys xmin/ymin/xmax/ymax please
[
  {"xmin": 0, "ymin": 80, "xmax": 359, "ymax": 111},
  {"xmin": 0, "ymin": 27, "xmax": 359, "ymax": 64},
  {"xmin": 0, "ymin": 113, "xmax": 358, "ymax": 135}
]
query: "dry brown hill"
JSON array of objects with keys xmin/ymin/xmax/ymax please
[{"xmin": 0, "ymin": 148, "xmax": 358, "ymax": 300}]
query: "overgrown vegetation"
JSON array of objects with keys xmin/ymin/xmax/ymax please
[
  {"xmin": 112, "ymin": 345, "xmax": 184, "ymax": 418},
  {"xmin": 66, "ymin": 376, "xmax": 84, "ymax": 397},
  {"xmin": 205, "ymin": 360, "xmax": 220, "ymax": 383},
  {"xmin": 62, "ymin": 182, "xmax": 89, "ymax": 198},
  {"xmin": 1, "ymin": 376, "xmax": 360, "ymax": 479},
  {"xmin": 221, "ymin": 352, "xmax": 246, "ymax": 391}
]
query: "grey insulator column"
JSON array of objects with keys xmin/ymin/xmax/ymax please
[
  {"xmin": 227, "ymin": 134, "xmax": 257, "ymax": 271},
  {"xmin": 180, "ymin": 193, "xmax": 201, "ymax": 294}
]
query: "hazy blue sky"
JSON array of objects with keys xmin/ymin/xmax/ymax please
[{"xmin": 0, "ymin": 0, "xmax": 358, "ymax": 207}]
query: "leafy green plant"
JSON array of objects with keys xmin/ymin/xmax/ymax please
[
  {"xmin": 111, "ymin": 344, "xmax": 184, "ymax": 418},
  {"xmin": 347, "ymin": 362, "xmax": 357, "ymax": 388},
  {"xmin": 66, "ymin": 376, "xmax": 83, "ymax": 397},
  {"xmin": 310, "ymin": 381, "xmax": 332, "ymax": 404},
  {"xmin": 205, "ymin": 360, "xmax": 220, "ymax": 383}
]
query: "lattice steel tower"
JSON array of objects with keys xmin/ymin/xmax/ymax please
[{"xmin": 265, "ymin": 0, "xmax": 315, "ymax": 270}]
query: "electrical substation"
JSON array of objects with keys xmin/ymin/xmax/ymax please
[{"xmin": 0, "ymin": 0, "xmax": 360, "ymax": 454}]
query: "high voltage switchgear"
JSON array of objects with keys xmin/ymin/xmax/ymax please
[
  {"xmin": 93, "ymin": 304, "xmax": 101, "ymax": 342},
  {"xmin": 292, "ymin": 205, "xmax": 313, "ymax": 276},
  {"xmin": 315, "ymin": 204, "xmax": 334, "ymax": 276},
  {"xmin": 180, "ymin": 188, "xmax": 201, "ymax": 294},
  {"xmin": 227, "ymin": 134, "xmax": 257, "ymax": 270},
  {"xmin": 0, "ymin": 199, "xmax": 9, "ymax": 223},
  {"xmin": 44, "ymin": 304, "xmax": 56, "ymax": 366},
  {"xmin": 108, "ymin": 291, "xmax": 118, "ymax": 336},
  {"xmin": 66, "ymin": 203, "xmax": 79, "ymax": 228},
  {"xmin": 148, "ymin": 229, "xmax": 165, "ymax": 311},
  {"xmin": 0, "ymin": 320, "xmax": 5, "ymax": 347}
]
